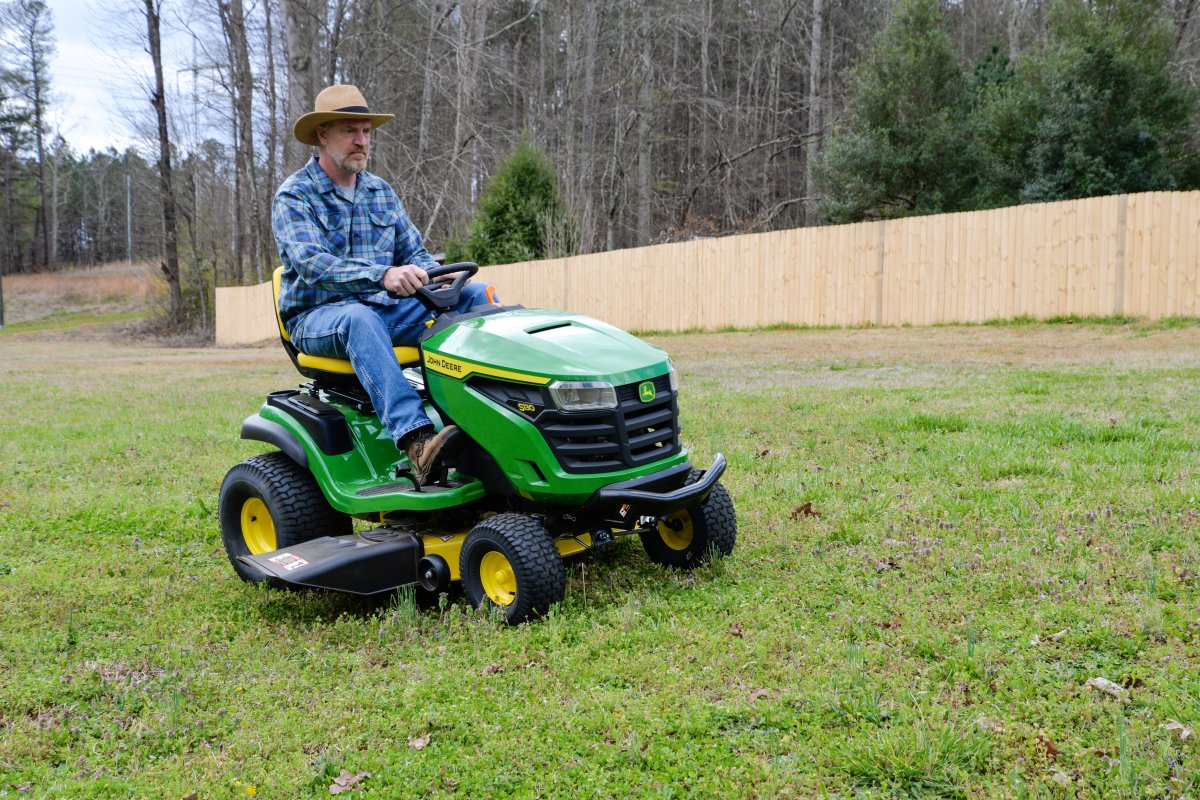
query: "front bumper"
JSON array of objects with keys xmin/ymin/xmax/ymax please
[{"xmin": 580, "ymin": 453, "xmax": 727, "ymax": 524}]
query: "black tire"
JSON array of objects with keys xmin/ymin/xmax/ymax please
[
  {"xmin": 218, "ymin": 451, "xmax": 351, "ymax": 583},
  {"xmin": 460, "ymin": 513, "xmax": 565, "ymax": 625},
  {"xmin": 640, "ymin": 472, "xmax": 737, "ymax": 570}
]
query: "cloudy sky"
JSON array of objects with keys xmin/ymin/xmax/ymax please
[{"xmin": 44, "ymin": 0, "xmax": 186, "ymax": 153}]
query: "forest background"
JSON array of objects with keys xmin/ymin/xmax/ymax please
[{"xmin": 2, "ymin": 0, "xmax": 1200, "ymax": 332}]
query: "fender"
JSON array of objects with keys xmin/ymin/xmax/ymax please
[{"xmin": 240, "ymin": 413, "xmax": 308, "ymax": 468}]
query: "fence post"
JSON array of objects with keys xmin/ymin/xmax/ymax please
[
  {"xmin": 874, "ymin": 221, "xmax": 885, "ymax": 326},
  {"xmin": 1115, "ymin": 193, "xmax": 1127, "ymax": 316}
]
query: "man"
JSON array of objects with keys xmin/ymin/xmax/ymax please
[{"xmin": 273, "ymin": 85, "xmax": 489, "ymax": 486}]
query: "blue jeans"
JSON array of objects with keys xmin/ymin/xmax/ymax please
[{"xmin": 292, "ymin": 283, "xmax": 492, "ymax": 445}]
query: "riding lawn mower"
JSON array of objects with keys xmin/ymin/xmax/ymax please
[{"xmin": 217, "ymin": 262, "xmax": 736, "ymax": 624}]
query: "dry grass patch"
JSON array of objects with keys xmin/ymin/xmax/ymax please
[{"xmin": 3, "ymin": 261, "xmax": 162, "ymax": 324}]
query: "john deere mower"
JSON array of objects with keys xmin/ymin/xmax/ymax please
[{"xmin": 218, "ymin": 262, "xmax": 736, "ymax": 624}]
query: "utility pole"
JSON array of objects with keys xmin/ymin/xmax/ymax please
[{"xmin": 126, "ymin": 172, "xmax": 132, "ymax": 266}]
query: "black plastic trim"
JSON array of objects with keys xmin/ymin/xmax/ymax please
[
  {"xmin": 240, "ymin": 413, "xmax": 309, "ymax": 468},
  {"xmin": 422, "ymin": 304, "xmax": 525, "ymax": 341},
  {"xmin": 582, "ymin": 454, "xmax": 726, "ymax": 516},
  {"xmin": 238, "ymin": 532, "xmax": 421, "ymax": 596},
  {"xmin": 266, "ymin": 390, "xmax": 354, "ymax": 456}
]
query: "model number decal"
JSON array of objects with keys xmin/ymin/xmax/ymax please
[{"xmin": 508, "ymin": 399, "xmax": 542, "ymax": 417}]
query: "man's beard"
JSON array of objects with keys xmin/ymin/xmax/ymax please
[{"xmin": 334, "ymin": 150, "xmax": 368, "ymax": 174}]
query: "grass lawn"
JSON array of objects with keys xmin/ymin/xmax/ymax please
[{"xmin": 1, "ymin": 319, "xmax": 1199, "ymax": 799}]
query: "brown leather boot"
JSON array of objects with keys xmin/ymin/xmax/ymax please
[{"xmin": 404, "ymin": 425, "xmax": 462, "ymax": 487}]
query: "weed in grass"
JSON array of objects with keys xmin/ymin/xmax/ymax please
[{"xmin": 840, "ymin": 723, "xmax": 990, "ymax": 798}]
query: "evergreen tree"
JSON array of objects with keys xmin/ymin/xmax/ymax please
[
  {"xmin": 817, "ymin": 0, "xmax": 982, "ymax": 222},
  {"xmin": 455, "ymin": 135, "xmax": 577, "ymax": 266},
  {"xmin": 974, "ymin": 0, "xmax": 1199, "ymax": 204}
]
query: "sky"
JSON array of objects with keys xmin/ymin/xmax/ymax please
[{"xmin": 43, "ymin": 0, "xmax": 184, "ymax": 154}]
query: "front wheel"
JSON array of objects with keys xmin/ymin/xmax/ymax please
[
  {"xmin": 640, "ymin": 474, "xmax": 737, "ymax": 570},
  {"xmin": 460, "ymin": 514, "xmax": 565, "ymax": 625},
  {"xmin": 218, "ymin": 451, "xmax": 351, "ymax": 583}
]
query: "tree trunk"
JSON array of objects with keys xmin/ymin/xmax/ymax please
[
  {"xmin": 21, "ymin": 2, "xmax": 51, "ymax": 267},
  {"xmin": 281, "ymin": 0, "xmax": 320, "ymax": 170},
  {"xmin": 636, "ymin": 2, "xmax": 653, "ymax": 246},
  {"xmin": 264, "ymin": 0, "xmax": 281, "ymax": 225},
  {"xmin": 804, "ymin": 0, "xmax": 824, "ymax": 224},
  {"xmin": 218, "ymin": 0, "xmax": 264, "ymax": 282},
  {"xmin": 144, "ymin": 0, "xmax": 183, "ymax": 324}
]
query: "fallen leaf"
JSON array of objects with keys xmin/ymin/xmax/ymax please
[
  {"xmin": 974, "ymin": 715, "xmax": 1004, "ymax": 734},
  {"xmin": 789, "ymin": 502, "xmax": 819, "ymax": 520},
  {"xmin": 329, "ymin": 769, "xmax": 369, "ymax": 795},
  {"xmin": 1036, "ymin": 729, "xmax": 1060, "ymax": 761},
  {"xmin": 408, "ymin": 734, "xmax": 431, "ymax": 750},
  {"xmin": 1086, "ymin": 676, "xmax": 1130, "ymax": 702},
  {"xmin": 1030, "ymin": 628, "xmax": 1068, "ymax": 646},
  {"xmin": 1164, "ymin": 720, "xmax": 1193, "ymax": 740},
  {"xmin": 728, "ymin": 621, "xmax": 744, "ymax": 638}
]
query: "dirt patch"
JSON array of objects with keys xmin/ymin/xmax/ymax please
[
  {"xmin": 5, "ymin": 319, "xmax": 1198, "ymax": 386},
  {"xmin": 650, "ymin": 323, "xmax": 1200, "ymax": 378}
]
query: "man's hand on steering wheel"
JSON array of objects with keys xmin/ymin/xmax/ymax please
[{"xmin": 382, "ymin": 264, "xmax": 428, "ymax": 296}]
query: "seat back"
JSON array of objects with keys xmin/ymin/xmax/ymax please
[{"xmin": 273, "ymin": 266, "xmax": 419, "ymax": 385}]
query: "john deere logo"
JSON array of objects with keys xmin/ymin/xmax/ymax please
[{"xmin": 638, "ymin": 381, "xmax": 656, "ymax": 403}]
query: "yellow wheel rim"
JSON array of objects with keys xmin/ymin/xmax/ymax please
[
  {"xmin": 479, "ymin": 550, "xmax": 517, "ymax": 606},
  {"xmin": 240, "ymin": 497, "xmax": 276, "ymax": 554},
  {"xmin": 658, "ymin": 511, "xmax": 694, "ymax": 551}
]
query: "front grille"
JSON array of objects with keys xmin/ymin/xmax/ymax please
[{"xmin": 471, "ymin": 374, "xmax": 680, "ymax": 474}]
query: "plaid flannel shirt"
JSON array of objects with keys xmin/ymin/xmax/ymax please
[{"xmin": 272, "ymin": 157, "xmax": 437, "ymax": 336}]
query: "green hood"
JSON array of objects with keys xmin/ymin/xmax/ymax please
[{"xmin": 425, "ymin": 308, "xmax": 670, "ymax": 386}]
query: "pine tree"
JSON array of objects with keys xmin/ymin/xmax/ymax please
[
  {"xmin": 817, "ymin": 0, "xmax": 982, "ymax": 222},
  {"xmin": 456, "ymin": 135, "xmax": 577, "ymax": 266}
]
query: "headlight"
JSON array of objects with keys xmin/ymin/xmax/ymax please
[
  {"xmin": 668, "ymin": 361, "xmax": 679, "ymax": 392},
  {"xmin": 548, "ymin": 380, "xmax": 617, "ymax": 411}
]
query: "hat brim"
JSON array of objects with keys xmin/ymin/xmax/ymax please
[{"xmin": 293, "ymin": 111, "xmax": 395, "ymax": 146}]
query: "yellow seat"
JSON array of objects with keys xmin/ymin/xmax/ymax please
[{"xmin": 273, "ymin": 266, "xmax": 419, "ymax": 381}]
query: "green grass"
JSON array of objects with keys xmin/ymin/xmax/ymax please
[
  {"xmin": 2, "ymin": 322, "xmax": 1200, "ymax": 798},
  {"xmin": 0, "ymin": 308, "xmax": 151, "ymax": 334}
]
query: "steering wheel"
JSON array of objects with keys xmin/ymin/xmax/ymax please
[{"xmin": 404, "ymin": 261, "xmax": 479, "ymax": 312}]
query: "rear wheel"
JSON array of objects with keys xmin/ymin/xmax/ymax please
[
  {"xmin": 460, "ymin": 514, "xmax": 565, "ymax": 625},
  {"xmin": 218, "ymin": 451, "xmax": 351, "ymax": 583},
  {"xmin": 640, "ymin": 473, "xmax": 737, "ymax": 570}
]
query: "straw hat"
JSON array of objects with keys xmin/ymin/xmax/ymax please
[{"xmin": 293, "ymin": 85, "xmax": 395, "ymax": 146}]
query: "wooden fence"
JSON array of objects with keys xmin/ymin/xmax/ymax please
[{"xmin": 215, "ymin": 191, "xmax": 1200, "ymax": 345}]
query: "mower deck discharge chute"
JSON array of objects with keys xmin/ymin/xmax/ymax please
[{"xmin": 218, "ymin": 263, "xmax": 736, "ymax": 624}]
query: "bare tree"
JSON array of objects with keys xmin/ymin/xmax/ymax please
[
  {"xmin": 281, "ymin": 0, "xmax": 321, "ymax": 170},
  {"xmin": 217, "ymin": 0, "xmax": 265, "ymax": 281},
  {"xmin": 143, "ymin": 0, "xmax": 183, "ymax": 323}
]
